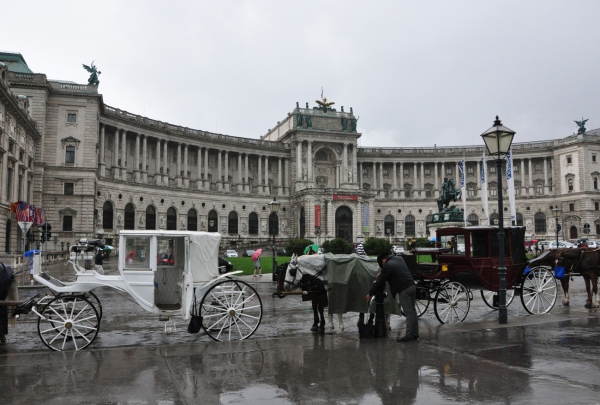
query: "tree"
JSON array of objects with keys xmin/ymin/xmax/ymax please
[
  {"xmin": 285, "ymin": 238, "xmax": 316, "ymax": 256},
  {"xmin": 363, "ymin": 238, "xmax": 393, "ymax": 257},
  {"xmin": 322, "ymin": 238, "xmax": 354, "ymax": 254}
]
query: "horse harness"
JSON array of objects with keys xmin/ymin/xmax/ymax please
[
  {"xmin": 286, "ymin": 261, "xmax": 327, "ymax": 294},
  {"xmin": 556, "ymin": 248, "xmax": 600, "ymax": 274}
]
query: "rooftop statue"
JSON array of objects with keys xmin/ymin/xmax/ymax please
[
  {"xmin": 315, "ymin": 88, "xmax": 335, "ymax": 113},
  {"xmin": 82, "ymin": 61, "xmax": 101, "ymax": 86},
  {"xmin": 575, "ymin": 118, "xmax": 588, "ymax": 135}
]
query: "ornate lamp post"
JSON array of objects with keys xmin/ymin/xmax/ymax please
[
  {"xmin": 481, "ymin": 116, "xmax": 516, "ymax": 325},
  {"xmin": 552, "ymin": 205, "xmax": 562, "ymax": 246},
  {"xmin": 268, "ymin": 196, "xmax": 280, "ymax": 281}
]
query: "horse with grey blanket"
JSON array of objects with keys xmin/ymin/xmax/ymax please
[{"xmin": 277, "ymin": 253, "xmax": 401, "ymax": 334}]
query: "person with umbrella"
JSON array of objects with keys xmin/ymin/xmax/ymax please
[{"xmin": 252, "ymin": 248, "xmax": 263, "ymax": 277}]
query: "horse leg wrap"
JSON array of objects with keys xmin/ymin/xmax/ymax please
[
  {"xmin": 326, "ymin": 313, "xmax": 335, "ymax": 333},
  {"xmin": 594, "ymin": 293, "xmax": 600, "ymax": 308},
  {"xmin": 337, "ymin": 313, "xmax": 344, "ymax": 332},
  {"xmin": 563, "ymin": 293, "xmax": 569, "ymax": 306}
]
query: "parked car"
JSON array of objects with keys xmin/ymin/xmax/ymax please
[
  {"xmin": 548, "ymin": 241, "xmax": 575, "ymax": 249},
  {"xmin": 277, "ymin": 248, "xmax": 287, "ymax": 255},
  {"xmin": 218, "ymin": 257, "xmax": 233, "ymax": 274},
  {"xmin": 587, "ymin": 241, "xmax": 599, "ymax": 248},
  {"xmin": 457, "ymin": 243, "xmax": 466, "ymax": 254},
  {"xmin": 242, "ymin": 249, "xmax": 256, "ymax": 257},
  {"xmin": 225, "ymin": 249, "xmax": 238, "ymax": 258},
  {"xmin": 392, "ymin": 245, "xmax": 405, "ymax": 255}
]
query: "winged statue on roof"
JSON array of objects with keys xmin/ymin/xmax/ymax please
[
  {"xmin": 574, "ymin": 117, "xmax": 588, "ymax": 135},
  {"xmin": 82, "ymin": 61, "xmax": 101, "ymax": 86},
  {"xmin": 315, "ymin": 88, "xmax": 335, "ymax": 113}
]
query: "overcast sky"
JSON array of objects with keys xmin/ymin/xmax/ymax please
[{"xmin": 4, "ymin": 1, "xmax": 600, "ymax": 147}]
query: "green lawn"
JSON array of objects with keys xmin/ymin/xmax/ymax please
[{"xmin": 228, "ymin": 256, "xmax": 292, "ymax": 276}]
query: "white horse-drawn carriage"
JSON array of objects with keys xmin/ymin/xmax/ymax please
[{"xmin": 14, "ymin": 230, "xmax": 263, "ymax": 351}]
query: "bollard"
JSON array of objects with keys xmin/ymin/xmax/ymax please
[{"xmin": 374, "ymin": 291, "xmax": 387, "ymax": 338}]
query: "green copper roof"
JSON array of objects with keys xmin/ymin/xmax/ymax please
[{"xmin": 0, "ymin": 52, "xmax": 33, "ymax": 74}]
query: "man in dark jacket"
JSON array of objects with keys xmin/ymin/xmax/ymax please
[{"xmin": 365, "ymin": 253, "xmax": 418, "ymax": 342}]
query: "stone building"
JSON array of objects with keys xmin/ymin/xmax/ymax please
[{"xmin": 1, "ymin": 51, "xmax": 599, "ymax": 258}]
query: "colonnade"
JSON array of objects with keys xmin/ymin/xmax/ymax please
[{"xmin": 296, "ymin": 140, "xmax": 357, "ymax": 185}]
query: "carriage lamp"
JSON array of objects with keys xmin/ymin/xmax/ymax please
[
  {"xmin": 552, "ymin": 206, "xmax": 562, "ymax": 246},
  {"xmin": 481, "ymin": 116, "xmax": 516, "ymax": 325},
  {"xmin": 269, "ymin": 196, "xmax": 280, "ymax": 282}
]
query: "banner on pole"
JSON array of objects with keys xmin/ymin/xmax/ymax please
[
  {"xmin": 506, "ymin": 148, "xmax": 516, "ymax": 223},
  {"xmin": 481, "ymin": 152, "xmax": 489, "ymax": 222},
  {"xmin": 459, "ymin": 159, "xmax": 467, "ymax": 224}
]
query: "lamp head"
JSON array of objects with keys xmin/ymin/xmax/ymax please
[
  {"xmin": 481, "ymin": 116, "xmax": 516, "ymax": 160},
  {"xmin": 268, "ymin": 196, "xmax": 281, "ymax": 213}
]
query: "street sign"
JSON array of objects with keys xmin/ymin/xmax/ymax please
[{"xmin": 18, "ymin": 221, "xmax": 33, "ymax": 233}]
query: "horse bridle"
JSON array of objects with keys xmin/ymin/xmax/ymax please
[
  {"xmin": 555, "ymin": 248, "xmax": 600, "ymax": 274},
  {"xmin": 285, "ymin": 260, "xmax": 326, "ymax": 291}
]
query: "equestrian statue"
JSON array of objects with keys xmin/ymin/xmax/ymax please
[{"xmin": 437, "ymin": 177, "xmax": 461, "ymax": 212}]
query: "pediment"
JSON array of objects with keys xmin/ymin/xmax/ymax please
[
  {"xmin": 59, "ymin": 207, "xmax": 77, "ymax": 215},
  {"xmin": 61, "ymin": 136, "xmax": 81, "ymax": 148}
]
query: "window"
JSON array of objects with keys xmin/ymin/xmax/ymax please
[
  {"xmin": 405, "ymin": 215, "xmax": 415, "ymax": 236},
  {"xmin": 534, "ymin": 212, "xmax": 546, "ymax": 233},
  {"xmin": 424, "ymin": 184, "xmax": 432, "ymax": 198},
  {"xmin": 593, "ymin": 154, "xmax": 597, "ymax": 162},
  {"xmin": 362, "ymin": 167, "xmax": 367, "ymax": 175},
  {"xmin": 439, "ymin": 234, "xmax": 466, "ymax": 255},
  {"xmin": 63, "ymin": 215, "xmax": 73, "ymax": 231},
  {"xmin": 103, "ymin": 201, "xmax": 113, "ymax": 229},
  {"xmin": 467, "ymin": 166, "xmax": 474, "ymax": 175},
  {"xmin": 424, "ymin": 168, "xmax": 431, "ymax": 176},
  {"xmin": 208, "ymin": 210, "xmax": 218, "ymax": 232},
  {"xmin": 67, "ymin": 113, "xmax": 77, "ymax": 123},
  {"xmin": 567, "ymin": 155, "xmax": 572, "ymax": 164},
  {"xmin": 569, "ymin": 203, "xmax": 575, "ymax": 211},
  {"xmin": 513, "ymin": 165, "xmax": 519, "ymax": 174},
  {"xmin": 468, "ymin": 213, "xmax": 479, "ymax": 226},
  {"xmin": 489, "ymin": 165, "xmax": 496, "ymax": 174},
  {"xmin": 536, "ymin": 184, "xmax": 543, "ymax": 195},
  {"xmin": 167, "ymin": 207, "xmax": 177, "ymax": 230},
  {"xmin": 125, "ymin": 236, "xmax": 151, "ymax": 269},
  {"xmin": 568, "ymin": 178, "xmax": 574, "ymax": 192},
  {"xmin": 228, "ymin": 211, "xmax": 238, "ymax": 234},
  {"xmin": 467, "ymin": 184, "xmax": 476, "ymax": 197},
  {"xmin": 425, "ymin": 214, "xmax": 433, "ymax": 235},
  {"xmin": 489, "ymin": 184, "xmax": 497, "ymax": 197},
  {"xmin": 446, "ymin": 168, "xmax": 452, "ymax": 175},
  {"xmin": 384, "ymin": 215, "xmax": 395, "ymax": 235},
  {"xmin": 64, "ymin": 182, "xmax": 74, "ymax": 195},
  {"xmin": 596, "ymin": 202, "xmax": 599, "ymax": 211},
  {"xmin": 5, "ymin": 220, "xmax": 11, "ymax": 253},
  {"xmin": 403, "ymin": 168, "xmax": 409, "ymax": 175},
  {"xmin": 597, "ymin": 223, "xmax": 600, "ymax": 235},
  {"xmin": 65, "ymin": 146, "xmax": 75, "ymax": 165},
  {"xmin": 516, "ymin": 213, "xmax": 524, "ymax": 227},
  {"xmin": 404, "ymin": 184, "xmax": 412, "ymax": 198},
  {"xmin": 188, "ymin": 209, "xmax": 197, "ymax": 231},
  {"xmin": 490, "ymin": 213, "xmax": 499, "ymax": 225},
  {"xmin": 146, "ymin": 206, "xmax": 156, "ymax": 230},
  {"xmin": 382, "ymin": 168, "xmax": 388, "ymax": 176},
  {"xmin": 124, "ymin": 203, "xmax": 135, "ymax": 230},
  {"xmin": 595, "ymin": 178, "xmax": 598, "ymax": 190},
  {"xmin": 248, "ymin": 212, "xmax": 258, "ymax": 235}
]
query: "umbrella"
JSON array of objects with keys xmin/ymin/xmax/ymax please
[
  {"xmin": 251, "ymin": 248, "xmax": 263, "ymax": 262},
  {"xmin": 303, "ymin": 244, "xmax": 320, "ymax": 255},
  {"xmin": 103, "ymin": 245, "xmax": 115, "ymax": 250},
  {"xmin": 429, "ymin": 236, "xmax": 437, "ymax": 242}
]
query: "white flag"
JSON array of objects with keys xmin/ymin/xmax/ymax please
[
  {"xmin": 481, "ymin": 152, "xmax": 489, "ymax": 222},
  {"xmin": 506, "ymin": 148, "xmax": 516, "ymax": 224},
  {"xmin": 458, "ymin": 159, "xmax": 467, "ymax": 224}
]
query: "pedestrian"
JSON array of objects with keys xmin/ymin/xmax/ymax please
[
  {"xmin": 253, "ymin": 249, "xmax": 262, "ymax": 277},
  {"xmin": 365, "ymin": 253, "xmax": 418, "ymax": 342},
  {"xmin": 356, "ymin": 241, "xmax": 366, "ymax": 256},
  {"xmin": 94, "ymin": 248, "xmax": 104, "ymax": 275}
]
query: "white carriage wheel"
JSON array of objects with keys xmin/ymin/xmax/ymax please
[
  {"xmin": 200, "ymin": 280, "xmax": 263, "ymax": 341},
  {"xmin": 37, "ymin": 295, "xmax": 100, "ymax": 351},
  {"xmin": 434, "ymin": 282, "xmax": 470, "ymax": 324},
  {"xmin": 480, "ymin": 289, "xmax": 515, "ymax": 310},
  {"xmin": 520, "ymin": 267, "xmax": 558, "ymax": 315}
]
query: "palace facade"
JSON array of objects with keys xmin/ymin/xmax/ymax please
[{"xmin": 1, "ymin": 51, "xmax": 599, "ymax": 258}]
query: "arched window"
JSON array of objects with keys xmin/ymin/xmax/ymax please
[
  {"xmin": 425, "ymin": 214, "xmax": 433, "ymax": 235},
  {"xmin": 167, "ymin": 207, "xmax": 177, "ymax": 230},
  {"xmin": 248, "ymin": 212, "xmax": 258, "ymax": 235},
  {"xmin": 188, "ymin": 209, "xmax": 198, "ymax": 231},
  {"xmin": 5, "ymin": 219, "xmax": 10, "ymax": 253},
  {"xmin": 384, "ymin": 215, "xmax": 395, "ymax": 235},
  {"xmin": 102, "ymin": 201, "xmax": 113, "ymax": 229},
  {"xmin": 534, "ymin": 212, "xmax": 546, "ymax": 233},
  {"xmin": 300, "ymin": 207, "xmax": 306, "ymax": 239},
  {"xmin": 594, "ymin": 177, "xmax": 598, "ymax": 190},
  {"xmin": 405, "ymin": 215, "xmax": 415, "ymax": 237},
  {"xmin": 516, "ymin": 213, "xmax": 524, "ymax": 227},
  {"xmin": 269, "ymin": 213, "xmax": 279, "ymax": 236},
  {"xmin": 208, "ymin": 210, "xmax": 218, "ymax": 232},
  {"xmin": 467, "ymin": 213, "xmax": 479, "ymax": 226},
  {"xmin": 490, "ymin": 213, "xmax": 499, "ymax": 225},
  {"xmin": 124, "ymin": 203, "xmax": 135, "ymax": 230},
  {"xmin": 228, "ymin": 211, "xmax": 238, "ymax": 234},
  {"xmin": 146, "ymin": 206, "xmax": 156, "ymax": 230}
]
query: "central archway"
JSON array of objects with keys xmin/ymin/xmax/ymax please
[{"xmin": 335, "ymin": 206, "xmax": 353, "ymax": 242}]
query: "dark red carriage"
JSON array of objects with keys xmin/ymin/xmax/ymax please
[{"xmin": 405, "ymin": 226, "xmax": 558, "ymax": 324}]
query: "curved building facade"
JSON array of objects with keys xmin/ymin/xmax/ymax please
[{"xmin": 1, "ymin": 52, "xmax": 599, "ymax": 256}]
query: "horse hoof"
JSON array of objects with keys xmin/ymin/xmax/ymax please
[
  {"xmin": 585, "ymin": 303, "xmax": 592, "ymax": 309},
  {"xmin": 311, "ymin": 326, "xmax": 318, "ymax": 332},
  {"xmin": 318, "ymin": 327, "xmax": 325, "ymax": 335},
  {"xmin": 562, "ymin": 300, "xmax": 569, "ymax": 306}
]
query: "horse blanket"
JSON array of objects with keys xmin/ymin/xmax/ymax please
[
  {"xmin": 323, "ymin": 253, "xmax": 402, "ymax": 315},
  {"xmin": 0, "ymin": 263, "xmax": 14, "ymax": 337}
]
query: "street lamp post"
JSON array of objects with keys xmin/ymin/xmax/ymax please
[
  {"xmin": 481, "ymin": 116, "xmax": 516, "ymax": 325},
  {"xmin": 552, "ymin": 205, "xmax": 562, "ymax": 246},
  {"xmin": 268, "ymin": 196, "xmax": 280, "ymax": 282}
]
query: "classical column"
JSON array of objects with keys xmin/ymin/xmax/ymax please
[
  {"xmin": 142, "ymin": 135, "xmax": 148, "ymax": 183},
  {"xmin": 307, "ymin": 140, "xmax": 313, "ymax": 184},
  {"xmin": 155, "ymin": 140, "xmax": 162, "ymax": 185},
  {"xmin": 392, "ymin": 162, "xmax": 398, "ymax": 198},
  {"xmin": 284, "ymin": 158, "xmax": 290, "ymax": 195},
  {"xmin": 358, "ymin": 162, "xmax": 363, "ymax": 189},
  {"xmin": 204, "ymin": 148, "xmax": 209, "ymax": 189},
  {"xmin": 120, "ymin": 129, "xmax": 127, "ymax": 180},
  {"xmin": 184, "ymin": 144, "xmax": 189, "ymax": 188},
  {"xmin": 224, "ymin": 150, "xmax": 229, "ymax": 191},
  {"xmin": 244, "ymin": 153, "xmax": 249, "ymax": 193},
  {"xmin": 197, "ymin": 148, "xmax": 203, "ymax": 190},
  {"xmin": 379, "ymin": 162, "xmax": 384, "ymax": 197},
  {"xmin": 238, "ymin": 153, "xmax": 243, "ymax": 190},
  {"xmin": 352, "ymin": 143, "xmax": 357, "ymax": 183},
  {"xmin": 476, "ymin": 160, "xmax": 481, "ymax": 197},
  {"xmin": 258, "ymin": 155, "xmax": 262, "ymax": 194},
  {"xmin": 99, "ymin": 124, "xmax": 106, "ymax": 177},
  {"xmin": 434, "ymin": 162, "xmax": 439, "ymax": 198},
  {"xmin": 163, "ymin": 141, "xmax": 169, "ymax": 184},
  {"xmin": 520, "ymin": 159, "xmax": 525, "ymax": 195},
  {"xmin": 543, "ymin": 157, "xmax": 549, "ymax": 194},
  {"xmin": 421, "ymin": 162, "xmax": 425, "ymax": 199},
  {"xmin": 528, "ymin": 158, "xmax": 533, "ymax": 194},
  {"xmin": 264, "ymin": 155, "xmax": 269, "ymax": 194},
  {"xmin": 278, "ymin": 157, "xmax": 283, "ymax": 196},
  {"xmin": 113, "ymin": 129, "xmax": 119, "ymax": 179},
  {"xmin": 372, "ymin": 162, "xmax": 377, "ymax": 190},
  {"xmin": 217, "ymin": 150, "xmax": 222, "ymax": 191},
  {"xmin": 296, "ymin": 141, "xmax": 302, "ymax": 181},
  {"xmin": 413, "ymin": 162, "xmax": 418, "ymax": 198},
  {"xmin": 399, "ymin": 162, "xmax": 404, "ymax": 199},
  {"xmin": 342, "ymin": 143, "xmax": 348, "ymax": 183},
  {"xmin": 134, "ymin": 134, "xmax": 141, "ymax": 182},
  {"xmin": 176, "ymin": 143, "xmax": 182, "ymax": 187}
]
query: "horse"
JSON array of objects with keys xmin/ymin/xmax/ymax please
[
  {"xmin": 0, "ymin": 263, "xmax": 18, "ymax": 345},
  {"xmin": 437, "ymin": 178, "xmax": 461, "ymax": 212},
  {"xmin": 276, "ymin": 253, "xmax": 343, "ymax": 334},
  {"xmin": 529, "ymin": 248, "xmax": 600, "ymax": 308}
]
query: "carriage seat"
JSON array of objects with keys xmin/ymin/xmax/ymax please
[{"xmin": 154, "ymin": 266, "xmax": 183, "ymax": 311}]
